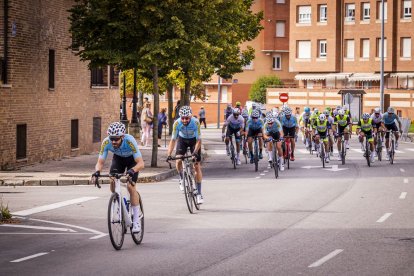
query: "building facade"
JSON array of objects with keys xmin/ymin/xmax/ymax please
[{"xmin": 0, "ymin": 0, "xmax": 119, "ymax": 169}]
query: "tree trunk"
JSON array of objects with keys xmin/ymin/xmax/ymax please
[
  {"xmin": 180, "ymin": 88, "xmax": 185, "ymax": 106},
  {"xmin": 151, "ymin": 65, "xmax": 159, "ymax": 168},
  {"xmin": 183, "ymin": 76, "xmax": 191, "ymax": 106},
  {"xmin": 167, "ymin": 82, "xmax": 174, "ymax": 135}
]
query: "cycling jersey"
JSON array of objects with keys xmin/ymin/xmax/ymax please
[
  {"xmin": 246, "ymin": 118, "xmax": 264, "ymax": 131},
  {"xmin": 264, "ymin": 119, "xmax": 282, "ymax": 134},
  {"xmin": 335, "ymin": 115, "xmax": 350, "ymax": 127},
  {"xmin": 224, "ymin": 114, "xmax": 245, "ymax": 129},
  {"xmin": 281, "ymin": 115, "xmax": 298, "ymax": 128},
  {"xmin": 358, "ymin": 118, "xmax": 374, "ymax": 132},
  {"xmin": 382, "ymin": 112, "xmax": 401, "ymax": 125},
  {"xmin": 299, "ymin": 112, "xmax": 311, "ymax": 127},
  {"xmin": 99, "ymin": 134, "xmax": 142, "ymax": 160},
  {"xmin": 172, "ymin": 117, "xmax": 201, "ymax": 140},
  {"xmin": 315, "ymin": 119, "xmax": 328, "ymax": 133},
  {"xmin": 371, "ymin": 113, "xmax": 383, "ymax": 124}
]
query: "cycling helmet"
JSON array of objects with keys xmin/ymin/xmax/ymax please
[
  {"xmin": 362, "ymin": 113, "xmax": 370, "ymax": 120},
  {"xmin": 284, "ymin": 109, "xmax": 292, "ymax": 116},
  {"xmin": 179, "ymin": 105, "xmax": 192, "ymax": 117},
  {"xmin": 251, "ymin": 109, "xmax": 260, "ymax": 118},
  {"xmin": 314, "ymin": 108, "xmax": 319, "ymax": 114},
  {"xmin": 323, "ymin": 110, "xmax": 330, "ymax": 116},
  {"xmin": 374, "ymin": 107, "xmax": 381, "ymax": 114},
  {"xmin": 336, "ymin": 105, "xmax": 341, "ymax": 110},
  {"xmin": 338, "ymin": 109, "xmax": 345, "ymax": 116},
  {"xmin": 242, "ymin": 109, "xmax": 249, "ymax": 117},
  {"xmin": 233, "ymin": 108, "xmax": 240, "ymax": 115},
  {"xmin": 319, "ymin": 114, "xmax": 326, "ymax": 121},
  {"xmin": 326, "ymin": 107, "xmax": 332, "ymax": 112},
  {"xmin": 387, "ymin": 106, "xmax": 395, "ymax": 113},
  {"xmin": 266, "ymin": 116, "xmax": 275, "ymax": 124},
  {"xmin": 304, "ymin": 106, "xmax": 311, "ymax": 113},
  {"xmin": 343, "ymin": 105, "xmax": 349, "ymax": 111},
  {"xmin": 236, "ymin": 101, "xmax": 241, "ymax": 107},
  {"xmin": 265, "ymin": 111, "xmax": 273, "ymax": 118},
  {"xmin": 252, "ymin": 102, "xmax": 257, "ymax": 108},
  {"xmin": 107, "ymin": 122, "xmax": 126, "ymax": 137}
]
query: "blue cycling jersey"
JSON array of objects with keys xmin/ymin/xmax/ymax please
[
  {"xmin": 99, "ymin": 134, "xmax": 142, "ymax": 160},
  {"xmin": 382, "ymin": 112, "xmax": 400, "ymax": 125},
  {"xmin": 264, "ymin": 119, "xmax": 282, "ymax": 133},
  {"xmin": 246, "ymin": 118, "xmax": 264, "ymax": 131},
  {"xmin": 172, "ymin": 117, "xmax": 201, "ymax": 140},
  {"xmin": 281, "ymin": 115, "xmax": 298, "ymax": 128}
]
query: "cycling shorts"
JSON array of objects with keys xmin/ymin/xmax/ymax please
[
  {"xmin": 361, "ymin": 130, "xmax": 373, "ymax": 142},
  {"xmin": 110, "ymin": 154, "xmax": 139, "ymax": 182},
  {"xmin": 384, "ymin": 123, "xmax": 398, "ymax": 138},
  {"xmin": 247, "ymin": 128, "xmax": 262, "ymax": 138},
  {"xmin": 337, "ymin": 125, "xmax": 348, "ymax": 136},
  {"xmin": 226, "ymin": 126, "xmax": 242, "ymax": 142},
  {"xmin": 373, "ymin": 122, "xmax": 382, "ymax": 129},
  {"xmin": 176, "ymin": 137, "xmax": 201, "ymax": 162},
  {"xmin": 283, "ymin": 126, "xmax": 296, "ymax": 137},
  {"xmin": 267, "ymin": 131, "xmax": 280, "ymax": 141},
  {"xmin": 316, "ymin": 130, "xmax": 329, "ymax": 142}
]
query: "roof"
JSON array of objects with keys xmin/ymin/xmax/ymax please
[{"xmin": 294, "ymin": 73, "xmax": 327, "ymax": 81}]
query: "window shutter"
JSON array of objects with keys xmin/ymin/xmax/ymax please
[
  {"xmin": 403, "ymin": 38, "xmax": 411, "ymax": 57},
  {"xmin": 298, "ymin": 41, "xmax": 311, "ymax": 59}
]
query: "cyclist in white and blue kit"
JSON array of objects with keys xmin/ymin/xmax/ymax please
[
  {"xmin": 222, "ymin": 108, "xmax": 245, "ymax": 165},
  {"xmin": 381, "ymin": 107, "xmax": 403, "ymax": 159},
  {"xmin": 92, "ymin": 122, "xmax": 145, "ymax": 233},
  {"xmin": 246, "ymin": 109, "xmax": 264, "ymax": 163},
  {"xmin": 263, "ymin": 115, "xmax": 285, "ymax": 171}
]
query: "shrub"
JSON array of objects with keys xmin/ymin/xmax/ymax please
[{"xmin": 249, "ymin": 75, "xmax": 283, "ymax": 103}]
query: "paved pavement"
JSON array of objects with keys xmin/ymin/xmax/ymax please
[{"xmin": 1, "ymin": 128, "xmax": 414, "ymax": 275}]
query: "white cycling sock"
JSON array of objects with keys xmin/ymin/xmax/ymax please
[{"xmin": 132, "ymin": 205, "xmax": 141, "ymax": 223}]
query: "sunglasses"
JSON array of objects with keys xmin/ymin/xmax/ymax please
[
  {"xmin": 110, "ymin": 137, "xmax": 121, "ymax": 142},
  {"xmin": 252, "ymin": 117, "xmax": 258, "ymax": 120},
  {"xmin": 181, "ymin": 116, "xmax": 191, "ymax": 121}
]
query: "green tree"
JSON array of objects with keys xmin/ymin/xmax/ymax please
[{"xmin": 249, "ymin": 76, "xmax": 283, "ymax": 104}]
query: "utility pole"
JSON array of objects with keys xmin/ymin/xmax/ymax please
[
  {"xmin": 380, "ymin": 0, "xmax": 385, "ymax": 112},
  {"xmin": 217, "ymin": 75, "xmax": 221, "ymax": 128}
]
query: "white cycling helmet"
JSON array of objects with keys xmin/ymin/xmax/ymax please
[
  {"xmin": 233, "ymin": 108, "xmax": 241, "ymax": 115},
  {"xmin": 251, "ymin": 109, "xmax": 260, "ymax": 118},
  {"xmin": 107, "ymin": 122, "xmax": 126, "ymax": 137},
  {"xmin": 252, "ymin": 102, "xmax": 257, "ymax": 108},
  {"xmin": 323, "ymin": 110, "xmax": 330, "ymax": 116},
  {"xmin": 179, "ymin": 106, "xmax": 192, "ymax": 117},
  {"xmin": 266, "ymin": 116, "xmax": 275, "ymax": 124},
  {"xmin": 338, "ymin": 109, "xmax": 345, "ymax": 116},
  {"xmin": 362, "ymin": 113, "xmax": 370, "ymax": 120},
  {"xmin": 284, "ymin": 109, "xmax": 292, "ymax": 116},
  {"xmin": 314, "ymin": 108, "xmax": 319, "ymax": 114},
  {"xmin": 387, "ymin": 106, "xmax": 395, "ymax": 113},
  {"xmin": 319, "ymin": 114, "xmax": 326, "ymax": 121},
  {"xmin": 374, "ymin": 107, "xmax": 380, "ymax": 113},
  {"xmin": 343, "ymin": 105, "xmax": 349, "ymax": 111},
  {"xmin": 265, "ymin": 111, "xmax": 273, "ymax": 118}
]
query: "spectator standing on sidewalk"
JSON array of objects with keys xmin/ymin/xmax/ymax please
[
  {"xmin": 158, "ymin": 108, "xmax": 167, "ymax": 147},
  {"xmin": 199, "ymin": 106, "xmax": 207, "ymax": 128},
  {"xmin": 173, "ymin": 100, "xmax": 181, "ymax": 120},
  {"xmin": 141, "ymin": 102, "xmax": 153, "ymax": 147}
]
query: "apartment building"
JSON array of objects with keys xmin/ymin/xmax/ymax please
[{"xmin": 0, "ymin": 0, "xmax": 119, "ymax": 169}]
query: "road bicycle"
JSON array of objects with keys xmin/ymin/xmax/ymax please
[
  {"xmin": 386, "ymin": 130, "xmax": 398, "ymax": 165},
  {"xmin": 242, "ymin": 135, "xmax": 249, "ymax": 164},
  {"xmin": 167, "ymin": 154, "xmax": 200, "ymax": 213},
  {"xmin": 251, "ymin": 135, "xmax": 260, "ymax": 172},
  {"xmin": 315, "ymin": 136, "xmax": 326, "ymax": 168},
  {"xmin": 228, "ymin": 134, "xmax": 237, "ymax": 169},
  {"xmin": 363, "ymin": 135, "xmax": 371, "ymax": 167},
  {"xmin": 94, "ymin": 172, "xmax": 144, "ymax": 250},
  {"xmin": 336, "ymin": 132, "xmax": 347, "ymax": 165},
  {"xmin": 374, "ymin": 130, "xmax": 384, "ymax": 161},
  {"xmin": 268, "ymin": 138, "xmax": 282, "ymax": 179},
  {"xmin": 282, "ymin": 135, "xmax": 294, "ymax": 170}
]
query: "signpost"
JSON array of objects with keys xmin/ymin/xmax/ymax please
[{"xmin": 279, "ymin": 93, "xmax": 289, "ymax": 103}]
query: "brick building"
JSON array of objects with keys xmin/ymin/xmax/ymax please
[{"xmin": 0, "ymin": 0, "xmax": 119, "ymax": 169}]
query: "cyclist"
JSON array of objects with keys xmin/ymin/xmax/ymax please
[
  {"xmin": 246, "ymin": 109, "xmax": 264, "ymax": 163},
  {"xmin": 235, "ymin": 101, "xmax": 242, "ymax": 111},
  {"xmin": 281, "ymin": 108, "xmax": 299, "ymax": 161},
  {"xmin": 314, "ymin": 114, "xmax": 331, "ymax": 163},
  {"xmin": 332, "ymin": 105, "xmax": 342, "ymax": 117},
  {"xmin": 92, "ymin": 122, "xmax": 145, "ymax": 233},
  {"xmin": 167, "ymin": 106, "xmax": 204, "ymax": 204},
  {"xmin": 324, "ymin": 109, "xmax": 335, "ymax": 156},
  {"xmin": 333, "ymin": 109, "xmax": 351, "ymax": 161},
  {"xmin": 356, "ymin": 113, "xmax": 375, "ymax": 163},
  {"xmin": 382, "ymin": 107, "xmax": 403, "ymax": 159},
  {"xmin": 248, "ymin": 102, "xmax": 259, "ymax": 116},
  {"xmin": 299, "ymin": 106, "xmax": 312, "ymax": 148},
  {"xmin": 224, "ymin": 103, "xmax": 233, "ymax": 120},
  {"xmin": 263, "ymin": 115, "xmax": 285, "ymax": 171},
  {"xmin": 222, "ymin": 107, "xmax": 245, "ymax": 165},
  {"xmin": 371, "ymin": 107, "xmax": 384, "ymax": 156}
]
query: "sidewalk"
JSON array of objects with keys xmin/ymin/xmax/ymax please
[{"xmin": 0, "ymin": 143, "xmax": 180, "ymax": 186}]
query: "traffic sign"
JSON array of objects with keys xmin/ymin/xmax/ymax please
[
  {"xmin": 279, "ymin": 93, "xmax": 289, "ymax": 103},
  {"xmin": 344, "ymin": 93, "xmax": 353, "ymax": 105}
]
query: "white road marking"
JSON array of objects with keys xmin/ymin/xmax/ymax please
[
  {"xmin": 213, "ymin": 150, "xmax": 227, "ymax": 155},
  {"xmin": 351, "ymin": 149, "xmax": 364, "ymax": 153},
  {"xmin": 298, "ymin": 149, "xmax": 309, "ymax": 154},
  {"xmin": 407, "ymin": 148, "xmax": 414, "ymax": 152},
  {"xmin": 308, "ymin": 249, "xmax": 344, "ymax": 268},
  {"xmin": 89, "ymin": 233, "xmax": 108, "ymax": 240},
  {"xmin": 0, "ymin": 224, "xmax": 76, "ymax": 232},
  {"xmin": 10, "ymin": 252, "xmax": 49, "ymax": 263},
  {"xmin": 400, "ymin": 168, "xmax": 405, "ymax": 173},
  {"xmin": 13, "ymin": 197, "xmax": 99, "ymax": 216},
  {"xmin": 395, "ymin": 150, "xmax": 404, "ymax": 154},
  {"xmin": 263, "ymin": 170, "xmax": 269, "ymax": 173},
  {"xmin": 255, "ymin": 176, "xmax": 261, "ymax": 179},
  {"xmin": 377, "ymin": 213, "xmax": 392, "ymax": 223},
  {"xmin": 323, "ymin": 165, "xmax": 349, "ymax": 172},
  {"xmin": 260, "ymin": 173, "xmax": 266, "ymax": 176},
  {"xmin": 404, "ymin": 178, "xmax": 409, "ymax": 184},
  {"xmin": 302, "ymin": 165, "xmax": 322, "ymax": 169},
  {"xmin": 399, "ymin": 192, "xmax": 407, "ymax": 199}
]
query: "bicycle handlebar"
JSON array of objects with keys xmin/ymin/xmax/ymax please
[
  {"xmin": 92, "ymin": 172, "xmax": 133, "ymax": 189},
  {"xmin": 166, "ymin": 155, "xmax": 195, "ymax": 169}
]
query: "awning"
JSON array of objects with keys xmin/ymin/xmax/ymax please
[
  {"xmin": 338, "ymin": 89, "xmax": 366, "ymax": 95},
  {"xmin": 390, "ymin": 72, "xmax": 414, "ymax": 78},
  {"xmin": 294, "ymin": 73, "xmax": 327, "ymax": 81},
  {"xmin": 348, "ymin": 73, "xmax": 387, "ymax": 82},
  {"xmin": 325, "ymin": 73, "xmax": 352, "ymax": 80}
]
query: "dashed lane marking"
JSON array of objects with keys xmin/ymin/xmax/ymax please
[
  {"xmin": 308, "ymin": 249, "xmax": 344, "ymax": 268},
  {"xmin": 400, "ymin": 168, "xmax": 405, "ymax": 173},
  {"xmin": 0, "ymin": 224, "xmax": 76, "ymax": 232},
  {"xmin": 404, "ymin": 178, "xmax": 409, "ymax": 184},
  {"xmin": 10, "ymin": 252, "xmax": 50, "ymax": 263},
  {"xmin": 400, "ymin": 192, "xmax": 407, "ymax": 199},
  {"xmin": 377, "ymin": 213, "xmax": 392, "ymax": 223}
]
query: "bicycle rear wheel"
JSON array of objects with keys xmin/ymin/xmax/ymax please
[
  {"xmin": 365, "ymin": 140, "xmax": 371, "ymax": 167},
  {"xmin": 189, "ymin": 173, "xmax": 200, "ymax": 210},
  {"xmin": 254, "ymin": 140, "xmax": 259, "ymax": 172},
  {"xmin": 183, "ymin": 172, "xmax": 194, "ymax": 213},
  {"xmin": 390, "ymin": 140, "xmax": 395, "ymax": 164},
  {"xmin": 286, "ymin": 143, "xmax": 290, "ymax": 170},
  {"xmin": 341, "ymin": 140, "xmax": 345, "ymax": 165},
  {"xmin": 273, "ymin": 145, "xmax": 278, "ymax": 179},
  {"xmin": 320, "ymin": 144, "xmax": 325, "ymax": 168},
  {"xmin": 131, "ymin": 192, "xmax": 144, "ymax": 245},
  {"xmin": 230, "ymin": 141, "xmax": 236, "ymax": 169},
  {"xmin": 108, "ymin": 193, "xmax": 125, "ymax": 250}
]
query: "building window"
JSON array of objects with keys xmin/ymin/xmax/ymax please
[
  {"xmin": 272, "ymin": 54, "xmax": 282, "ymax": 70},
  {"xmin": 49, "ymin": 49, "xmax": 55, "ymax": 89},
  {"xmin": 276, "ymin": 0, "xmax": 285, "ymax": 3},
  {"xmin": 242, "ymin": 61, "xmax": 253, "ymax": 70},
  {"xmin": 345, "ymin": 4, "xmax": 355, "ymax": 21},
  {"xmin": 319, "ymin": 5, "xmax": 327, "ymax": 22},
  {"xmin": 93, "ymin": 117, "xmax": 102, "ymax": 143},
  {"xmin": 345, "ymin": 39, "xmax": 355, "ymax": 59},
  {"xmin": 376, "ymin": 38, "xmax": 387, "ymax": 57},
  {"xmin": 71, "ymin": 119, "xmax": 79, "ymax": 149},
  {"xmin": 401, "ymin": 37, "xmax": 411, "ymax": 57},
  {"xmin": 298, "ymin": 6, "xmax": 311, "ymax": 23},
  {"xmin": 377, "ymin": 1, "xmax": 387, "ymax": 20},
  {"xmin": 91, "ymin": 67, "xmax": 104, "ymax": 86},
  {"xmin": 297, "ymin": 40, "xmax": 311, "ymax": 59},
  {"xmin": 403, "ymin": 0, "xmax": 412, "ymax": 18},
  {"xmin": 318, "ymin": 40, "xmax": 327, "ymax": 58},
  {"xmin": 361, "ymin": 38, "xmax": 370, "ymax": 58},
  {"xmin": 276, "ymin": 21, "xmax": 285, "ymax": 37},
  {"xmin": 362, "ymin": 2, "xmax": 371, "ymax": 20},
  {"xmin": 16, "ymin": 124, "xmax": 27, "ymax": 159}
]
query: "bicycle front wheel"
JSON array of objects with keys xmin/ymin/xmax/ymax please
[
  {"xmin": 230, "ymin": 142, "xmax": 236, "ymax": 169},
  {"xmin": 107, "ymin": 193, "xmax": 125, "ymax": 250},
  {"xmin": 341, "ymin": 140, "xmax": 346, "ymax": 165},
  {"xmin": 131, "ymin": 192, "xmax": 144, "ymax": 245},
  {"xmin": 390, "ymin": 140, "xmax": 395, "ymax": 164},
  {"xmin": 273, "ymin": 146, "xmax": 278, "ymax": 179},
  {"xmin": 254, "ymin": 140, "xmax": 259, "ymax": 172},
  {"xmin": 183, "ymin": 173, "xmax": 194, "ymax": 213},
  {"xmin": 365, "ymin": 140, "xmax": 371, "ymax": 167},
  {"xmin": 321, "ymin": 145, "xmax": 325, "ymax": 168}
]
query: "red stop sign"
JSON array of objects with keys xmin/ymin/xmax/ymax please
[{"xmin": 279, "ymin": 93, "xmax": 289, "ymax": 103}]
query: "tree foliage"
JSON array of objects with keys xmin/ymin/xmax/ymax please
[{"xmin": 249, "ymin": 76, "xmax": 283, "ymax": 104}]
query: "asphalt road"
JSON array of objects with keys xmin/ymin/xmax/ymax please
[{"xmin": 1, "ymin": 128, "xmax": 414, "ymax": 275}]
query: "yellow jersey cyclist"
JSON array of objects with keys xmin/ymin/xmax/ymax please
[
  {"xmin": 356, "ymin": 113, "xmax": 375, "ymax": 163},
  {"xmin": 263, "ymin": 115, "xmax": 285, "ymax": 171},
  {"xmin": 333, "ymin": 109, "xmax": 351, "ymax": 160},
  {"xmin": 314, "ymin": 114, "xmax": 331, "ymax": 163},
  {"xmin": 167, "ymin": 106, "xmax": 204, "ymax": 204},
  {"xmin": 92, "ymin": 122, "xmax": 145, "ymax": 233},
  {"xmin": 323, "ymin": 109, "xmax": 335, "ymax": 156}
]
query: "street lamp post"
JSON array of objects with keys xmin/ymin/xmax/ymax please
[
  {"xmin": 380, "ymin": 0, "xmax": 385, "ymax": 112},
  {"xmin": 131, "ymin": 68, "xmax": 138, "ymax": 124},
  {"xmin": 217, "ymin": 75, "xmax": 221, "ymax": 129}
]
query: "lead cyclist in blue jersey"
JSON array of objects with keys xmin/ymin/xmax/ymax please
[
  {"xmin": 381, "ymin": 107, "xmax": 403, "ymax": 158},
  {"xmin": 167, "ymin": 106, "xmax": 204, "ymax": 204},
  {"xmin": 91, "ymin": 122, "xmax": 145, "ymax": 233},
  {"xmin": 246, "ymin": 109, "xmax": 264, "ymax": 163}
]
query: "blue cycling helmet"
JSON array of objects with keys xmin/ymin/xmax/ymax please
[{"xmin": 304, "ymin": 107, "xmax": 311, "ymax": 113}]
